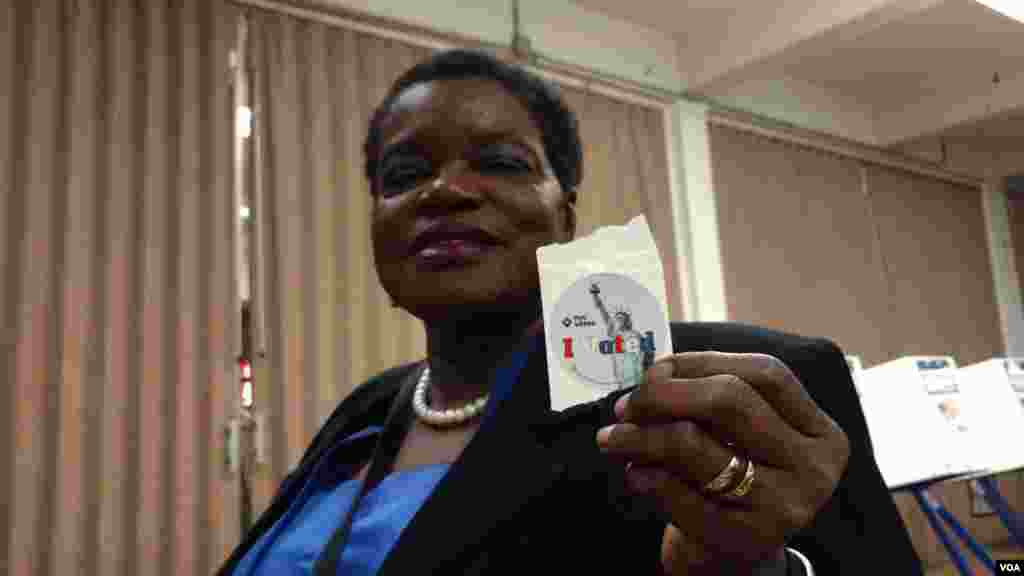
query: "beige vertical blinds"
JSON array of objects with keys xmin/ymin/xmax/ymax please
[
  {"xmin": 711, "ymin": 123, "xmax": 1002, "ymax": 365},
  {"xmin": 0, "ymin": 1, "xmax": 240, "ymax": 575},
  {"xmin": 559, "ymin": 87, "xmax": 682, "ymax": 322},
  {"xmin": 709, "ymin": 122, "xmax": 1012, "ymax": 569},
  {"xmin": 709, "ymin": 124, "xmax": 893, "ymax": 365},
  {"xmin": 864, "ymin": 165, "xmax": 1003, "ymax": 365},
  {"xmin": 862, "ymin": 166, "xmax": 1012, "ymax": 568},
  {"xmin": 247, "ymin": 13, "xmax": 434, "ymax": 513},
  {"xmin": 245, "ymin": 7, "xmax": 681, "ymax": 516}
]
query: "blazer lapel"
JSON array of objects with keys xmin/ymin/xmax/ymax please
[
  {"xmin": 377, "ymin": 338, "xmax": 563, "ymax": 576},
  {"xmin": 217, "ymin": 366, "xmax": 414, "ymax": 576}
]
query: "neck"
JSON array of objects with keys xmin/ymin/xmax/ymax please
[{"xmin": 423, "ymin": 299, "xmax": 544, "ymax": 411}]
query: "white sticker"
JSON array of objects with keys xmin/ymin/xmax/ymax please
[
  {"xmin": 538, "ymin": 215, "xmax": 674, "ymax": 411},
  {"xmin": 549, "ymin": 273, "xmax": 668, "ymax": 391}
]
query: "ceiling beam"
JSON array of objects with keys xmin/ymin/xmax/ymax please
[
  {"xmin": 285, "ymin": 0, "xmax": 685, "ymax": 93},
  {"xmin": 703, "ymin": 73, "xmax": 880, "ymax": 145},
  {"xmin": 685, "ymin": 0, "xmax": 945, "ymax": 91},
  {"xmin": 874, "ymin": 71, "xmax": 1024, "ymax": 146}
]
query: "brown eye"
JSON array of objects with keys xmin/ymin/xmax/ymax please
[
  {"xmin": 380, "ymin": 160, "xmax": 431, "ymax": 196},
  {"xmin": 475, "ymin": 154, "xmax": 530, "ymax": 175}
]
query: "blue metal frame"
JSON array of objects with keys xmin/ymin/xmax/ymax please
[
  {"xmin": 912, "ymin": 489, "xmax": 978, "ymax": 576},
  {"xmin": 976, "ymin": 476, "xmax": 1024, "ymax": 547},
  {"xmin": 894, "ymin": 467, "xmax": 1024, "ymax": 573},
  {"xmin": 913, "ymin": 486, "xmax": 999, "ymax": 574}
]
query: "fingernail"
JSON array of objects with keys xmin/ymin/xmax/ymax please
[
  {"xmin": 596, "ymin": 425, "xmax": 614, "ymax": 448},
  {"xmin": 655, "ymin": 362, "xmax": 674, "ymax": 381},
  {"xmin": 613, "ymin": 394, "xmax": 630, "ymax": 420},
  {"xmin": 627, "ymin": 466, "xmax": 662, "ymax": 493}
]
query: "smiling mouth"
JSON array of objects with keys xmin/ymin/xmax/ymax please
[{"xmin": 414, "ymin": 238, "xmax": 498, "ymax": 267}]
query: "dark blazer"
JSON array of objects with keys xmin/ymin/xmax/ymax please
[{"xmin": 217, "ymin": 322, "xmax": 922, "ymax": 575}]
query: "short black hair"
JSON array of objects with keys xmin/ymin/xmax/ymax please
[{"xmin": 364, "ymin": 49, "xmax": 582, "ymax": 201}]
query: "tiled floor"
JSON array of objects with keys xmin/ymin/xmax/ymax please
[{"xmin": 924, "ymin": 542, "xmax": 1023, "ymax": 575}]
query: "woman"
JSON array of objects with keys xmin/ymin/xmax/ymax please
[{"xmin": 218, "ymin": 49, "xmax": 922, "ymax": 575}]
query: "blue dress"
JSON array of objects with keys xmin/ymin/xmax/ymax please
[
  {"xmin": 232, "ymin": 337, "xmax": 541, "ymax": 575},
  {"xmin": 231, "ymin": 424, "xmax": 450, "ymax": 576}
]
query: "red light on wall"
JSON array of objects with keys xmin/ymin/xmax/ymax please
[{"xmin": 239, "ymin": 358, "xmax": 254, "ymax": 408}]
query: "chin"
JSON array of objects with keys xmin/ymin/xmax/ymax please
[
  {"xmin": 397, "ymin": 287, "xmax": 540, "ymax": 324},
  {"xmin": 381, "ymin": 256, "xmax": 542, "ymax": 319}
]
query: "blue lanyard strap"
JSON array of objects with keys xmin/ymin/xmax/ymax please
[{"xmin": 482, "ymin": 333, "xmax": 545, "ymax": 424}]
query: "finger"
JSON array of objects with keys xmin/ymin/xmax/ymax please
[
  {"xmin": 626, "ymin": 464, "xmax": 789, "ymax": 567},
  {"xmin": 617, "ymin": 426, "xmax": 843, "ymax": 560},
  {"xmin": 607, "ymin": 422, "xmax": 810, "ymax": 538},
  {"xmin": 660, "ymin": 523, "xmax": 704, "ymax": 575},
  {"xmin": 617, "ymin": 374, "xmax": 807, "ymax": 467},
  {"xmin": 601, "ymin": 420, "xmax": 744, "ymax": 492},
  {"xmin": 632, "ymin": 352, "xmax": 831, "ymax": 437},
  {"xmin": 625, "ymin": 466, "xmax": 712, "ymax": 559}
]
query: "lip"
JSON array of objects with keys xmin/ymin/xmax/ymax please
[
  {"xmin": 414, "ymin": 239, "xmax": 499, "ymax": 268},
  {"xmin": 409, "ymin": 221, "xmax": 503, "ymax": 256}
]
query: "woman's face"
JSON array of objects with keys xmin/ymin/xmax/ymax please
[{"xmin": 371, "ymin": 78, "xmax": 576, "ymax": 323}]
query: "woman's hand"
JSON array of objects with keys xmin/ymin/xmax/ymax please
[{"xmin": 595, "ymin": 352, "xmax": 850, "ymax": 575}]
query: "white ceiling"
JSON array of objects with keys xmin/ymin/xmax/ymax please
[
  {"xmin": 568, "ymin": 0, "xmax": 742, "ymax": 37},
  {"xmin": 571, "ymin": 0, "xmax": 1024, "ymax": 146},
  {"xmin": 777, "ymin": 0, "xmax": 1024, "ymax": 110},
  {"xmin": 941, "ymin": 109, "xmax": 1024, "ymax": 140}
]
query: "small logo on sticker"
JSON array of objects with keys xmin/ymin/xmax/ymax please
[{"xmin": 549, "ymin": 273, "xmax": 668, "ymax": 391}]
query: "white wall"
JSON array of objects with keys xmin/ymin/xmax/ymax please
[
  {"xmin": 301, "ymin": 0, "xmax": 683, "ymax": 92},
  {"xmin": 704, "ymin": 73, "xmax": 880, "ymax": 145},
  {"xmin": 302, "ymin": 0, "xmax": 513, "ymax": 46},
  {"xmin": 984, "ymin": 183, "xmax": 1024, "ymax": 356},
  {"xmin": 517, "ymin": 0, "xmax": 682, "ymax": 93}
]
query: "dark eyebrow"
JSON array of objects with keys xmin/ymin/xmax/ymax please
[
  {"xmin": 380, "ymin": 129, "xmax": 543, "ymax": 168},
  {"xmin": 472, "ymin": 132, "xmax": 542, "ymax": 165},
  {"xmin": 379, "ymin": 139, "xmax": 429, "ymax": 166}
]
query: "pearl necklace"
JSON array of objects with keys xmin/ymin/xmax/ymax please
[{"xmin": 412, "ymin": 366, "xmax": 489, "ymax": 428}]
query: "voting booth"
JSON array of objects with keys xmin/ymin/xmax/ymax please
[
  {"xmin": 851, "ymin": 356, "xmax": 1024, "ymax": 574},
  {"xmin": 845, "ymin": 356, "xmax": 863, "ymax": 396},
  {"xmin": 957, "ymin": 359, "xmax": 1024, "ymax": 477},
  {"xmin": 857, "ymin": 356, "xmax": 979, "ymax": 488}
]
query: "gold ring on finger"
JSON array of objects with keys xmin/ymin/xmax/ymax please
[
  {"xmin": 702, "ymin": 454, "xmax": 743, "ymax": 495},
  {"xmin": 720, "ymin": 459, "xmax": 756, "ymax": 501}
]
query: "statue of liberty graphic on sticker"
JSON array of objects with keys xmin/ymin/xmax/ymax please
[{"xmin": 590, "ymin": 282, "xmax": 655, "ymax": 389}]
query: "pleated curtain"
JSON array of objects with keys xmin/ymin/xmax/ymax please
[
  {"xmin": 557, "ymin": 85, "xmax": 682, "ymax": 320},
  {"xmin": 710, "ymin": 123, "xmax": 1003, "ymax": 367},
  {"xmin": 0, "ymin": 1, "xmax": 241, "ymax": 575},
  {"xmin": 245, "ymin": 7, "xmax": 682, "ymax": 515},
  {"xmin": 708, "ymin": 122, "xmax": 1016, "ymax": 569}
]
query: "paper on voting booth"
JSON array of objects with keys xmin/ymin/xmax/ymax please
[
  {"xmin": 1009, "ymin": 357, "xmax": 1024, "ymax": 403},
  {"xmin": 858, "ymin": 356, "xmax": 1024, "ymax": 489},
  {"xmin": 537, "ymin": 215, "xmax": 674, "ymax": 412},
  {"xmin": 845, "ymin": 356, "xmax": 864, "ymax": 396},
  {"xmin": 857, "ymin": 357, "xmax": 980, "ymax": 489},
  {"xmin": 953, "ymin": 358, "xmax": 1024, "ymax": 479}
]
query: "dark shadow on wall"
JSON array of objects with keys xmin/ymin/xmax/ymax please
[
  {"xmin": 1008, "ymin": 175, "xmax": 1024, "ymax": 307},
  {"xmin": 1008, "ymin": 175, "xmax": 1024, "ymax": 199}
]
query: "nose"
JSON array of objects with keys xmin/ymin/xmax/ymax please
[{"xmin": 417, "ymin": 165, "xmax": 482, "ymax": 211}]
